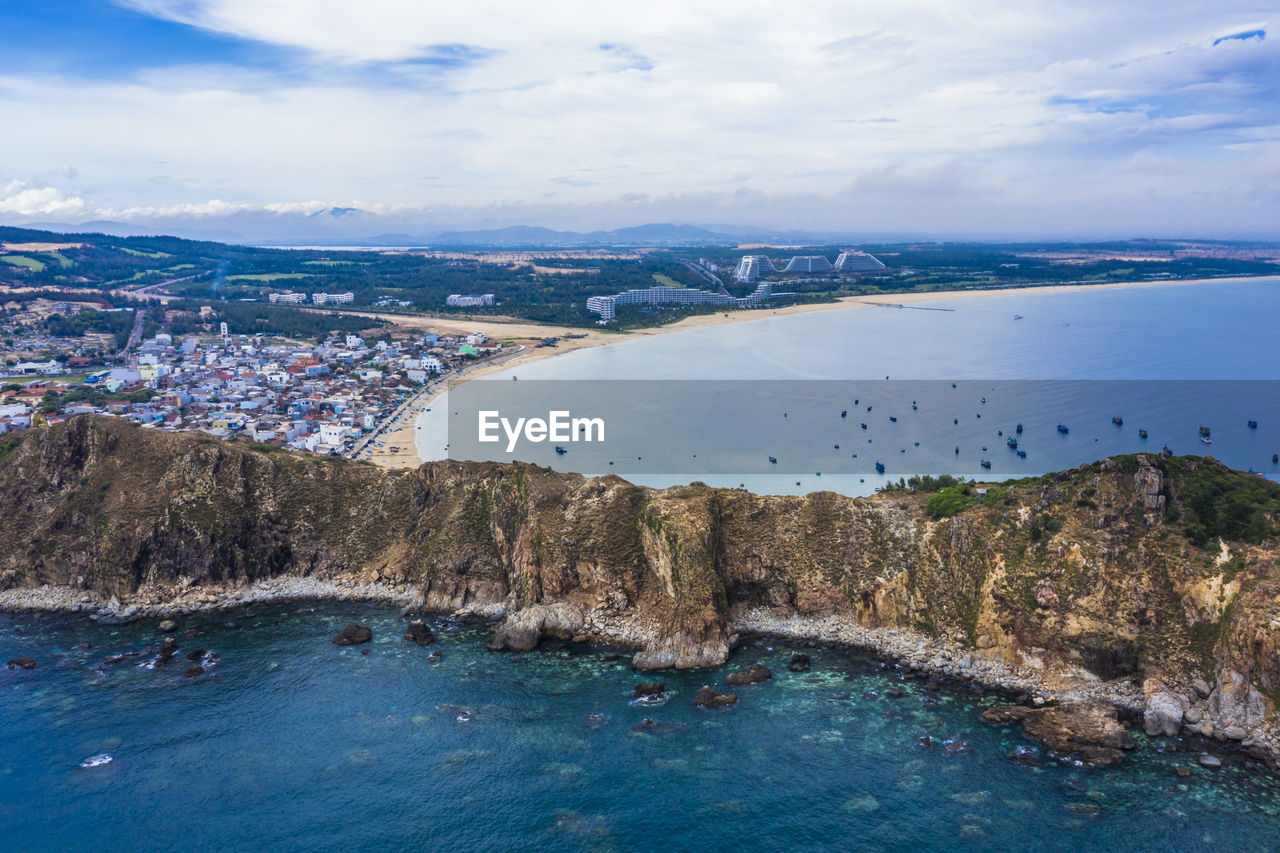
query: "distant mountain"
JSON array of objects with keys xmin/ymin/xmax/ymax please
[{"xmin": 429, "ymin": 222, "xmax": 738, "ymax": 248}]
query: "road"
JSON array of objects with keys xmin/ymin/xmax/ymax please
[
  {"xmin": 117, "ymin": 307, "xmax": 146, "ymax": 359},
  {"xmin": 680, "ymin": 260, "xmax": 731, "ymax": 296}
]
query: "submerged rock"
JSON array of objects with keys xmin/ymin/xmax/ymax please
[
  {"xmin": 7, "ymin": 657, "xmax": 36, "ymax": 670},
  {"xmin": 185, "ymin": 665, "xmax": 204, "ymax": 678},
  {"xmin": 787, "ymin": 652, "xmax": 811, "ymax": 672},
  {"xmin": 185, "ymin": 648, "xmax": 207, "ymax": 661},
  {"xmin": 725, "ymin": 664, "xmax": 772, "ymax": 686},
  {"xmin": 157, "ymin": 619, "xmax": 177, "ymax": 633},
  {"xmin": 1199, "ymin": 753, "xmax": 1222, "ymax": 769},
  {"xmin": 404, "ymin": 620, "xmax": 435, "ymax": 646},
  {"xmin": 982, "ymin": 703, "xmax": 1136, "ymax": 766},
  {"xmin": 693, "ymin": 686, "xmax": 738, "ymax": 708},
  {"xmin": 333, "ymin": 623, "xmax": 373, "ymax": 646},
  {"xmin": 632, "ymin": 682, "xmax": 667, "ymax": 701}
]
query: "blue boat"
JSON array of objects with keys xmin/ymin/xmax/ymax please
[
  {"xmin": 841, "ymin": 410, "xmax": 847, "ymax": 418},
  {"xmin": 1057, "ymin": 424, "xmax": 1069, "ymax": 433},
  {"xmin": 768, "ymin": 456, "xmax": 777, "ymax": 464},
  {"xmin": 1017, "ymin": 450, "xmax": 1027, "ymax": 459},
  {"xmin": 980, "ymin": 460, "xmax": 992, "ymax": 469},
  {"xmin": 1007, "ymin": 437, "xmax": 1018, "ymax": 449},
  {"xmin": 875, "ymin": 461, "xmax": 885, "ymax": 473},
  {"xmin": 861, "ymin": 423, "xmax": 868, "ymax": 429},
  {"xmin": 1248, "ymin": 419, "xmax": 1258, "ymax": 429},
  {"xmin": 555, "ymin": 446, "xmax": 567, "ymax": 455},
  {"xmin": 889, "ymin": 416, "xmax": 897, "ymax": 423},
  {"xmin": 1016, "ymin": 423, "xmax": 1023, "ymax": 434},
  {"xmin": 1112, "ymin": 416, "xmax": 1123, "ymax": 426},
  {"xmin": 1138, "ymin": 429, "xmax": 1148, "ymax": 439}
]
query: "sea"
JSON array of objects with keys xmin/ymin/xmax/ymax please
[
  {"xmin": 4, "ymin": 605, "xmax": 1280, "ymax": 851},
  {"xmin": 417, "ymin": 277, "xmax": 1280, "ymax": 496}
]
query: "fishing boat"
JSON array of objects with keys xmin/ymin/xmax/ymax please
[
  {"xmin": 841, "ymin": 410, "xmax": 847, "ymax": 418},
  {"xmin": 861, "ymin": 423, "xmax": 868, "ymax": 430},
  {"xmin": 834, "ymin": 444, "xmax": 840, "ymax": 449},
  {"xmin": 954, "ymin": 418, "xmax": 959, "ymax": 425},
  {"xmin": 1199, "ymin": 425, "xmax": 1211, "ymax": 437},
  {"xmin": 980, "ymin": 460, "xmax": 992, "ymax": 469},
  {"xmin": 954, "ymin": 446, "xmax": 960, "ymax": 455},
  {"xmin": 1057, "ymin": 424, "xmax": 1069, "ymax": 433},
  {"xmin": 889, "ymin": 416, "xmax": 897, "ymax": 423},
  {"xmin": 1112, "ymin": 416, "xmax": 1123, "ymax": 426},
  {"xmin": 555, "ymin": 446, "xmax": 567, "ymax": 455},
  {"xmin": 1162, "ymin": 444, "xmax": 1174, "ymax": 458},
  {"xmin": 1273, "ymin": 454, "xmax": 1278, "ymax": 464},
  {"xmin": 1013, "ymin": 314, "xmax": 1023, "ymax": 320},
  {"xmin": 875, "ymin": 462, "xmax": 885, "ymax": 473},
  {"xmin": 1016, "ymin": 423, "xmax": 1023, "ymax": 433},
  {"xmin": 1007, "ymin": 437, "xmax": 1018, "ymax": 449},
  {"xmin": 1248, "ymin": 419, "xmax": 1258, "ymax": 429},
  {"xmin": 1017, "ymin": 450, "xmax": 1027, "ymax": 459},
  {"xmin": 768, "ymin": 456, "xmax": 777, "ymax": 464},
  {"xmin": 1138, "ymin": 429, "xmax": 1148, "ymax": 439},
  {"xmin": 1202, "ymin": 437, "xmax": 1212, "ymax": 445}
]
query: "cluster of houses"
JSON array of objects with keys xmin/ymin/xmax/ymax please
[{"xmin": 0, "ymin": 326, "xmax": 503, "ymax": 455}]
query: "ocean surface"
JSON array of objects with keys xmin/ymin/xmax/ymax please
[
  {"xmin": 4, "ymin": 605, "xmax": 1280, "ymax": 852},
  {"xmin": 418, "ymin": 277, "xmax": 1280, "ymax": 495}
]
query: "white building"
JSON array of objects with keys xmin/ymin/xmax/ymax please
[
  {"xmin": 312, "ymin": 292, "xmax": 354, "ymax": 305},
  {"xmin": 446, "ymin": 294, "xmax": 496, "ymax": 307},
  {"xmin": 732, "ymin": 255, "xmax": 777, "ymax": 282},
  {"xmin": 834, "ymin": 251, "xmax": 887, "ymax": 273},
  {"xmin": 783, "ymin": 255, "xmax": 834, "ymax": 274},
  {"xmin": 269, "ymin": 291, "xmax": 308, "ymax": 304}
]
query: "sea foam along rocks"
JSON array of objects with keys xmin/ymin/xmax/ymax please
[{"xmin": 333, "ymin": 623, "xmax": 373, "ymax": 646}]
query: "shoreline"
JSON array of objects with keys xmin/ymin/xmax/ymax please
[
  {"xmin": 4, "ymin": 581, "xmax": 1272, "ymax": 766},
  {"xmin": 355, "ymin": 273, "xmax": 1280, "ymax": 469}
]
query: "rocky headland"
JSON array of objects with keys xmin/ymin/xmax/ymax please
[{"xmin": 3, "ymin": 416, "xmax": 1280, "ymax": 766}]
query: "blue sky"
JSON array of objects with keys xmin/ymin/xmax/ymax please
[{"xmin": 0, "ymin": 0, "xmax": 1277, "ymax": 238}]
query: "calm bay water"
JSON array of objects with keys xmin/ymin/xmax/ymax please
[
  {"xmin": 4, "ymin": 605, "xmax": 1280, "ymax": 851},
  {"xmin": 419, "ymin": 278, "xmax": 1280, "ymax": 495}
]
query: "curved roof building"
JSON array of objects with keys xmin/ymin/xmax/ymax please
[
  {"xmin": 783, "ymin": 255, "xmax": 834, "ymax": 274},
  {"xmin": 732, "ymin": 255, "xmax": 777, "ymax": 282},
  {"xmin": 834, "ymin": 251, "xmax": 886, "ymax": 273}
]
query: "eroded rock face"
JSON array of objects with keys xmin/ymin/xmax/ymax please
[
  {"xmin": 982, "ymin": 703, "xmax": 1136, "ymax": 766},
  {"xmin": 7, "ymin": 416, "xmax": 1280, "ymax": 754},
  {"xmin": 333, "ymin": 623, "xmax": 372, "ymax": 646}
]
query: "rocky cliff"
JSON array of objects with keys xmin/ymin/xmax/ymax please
[{"xmin": 4, "ymin": 416, "xmax": 1280, "ymax": 758}]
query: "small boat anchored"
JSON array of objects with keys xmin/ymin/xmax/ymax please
[
  {"xmin": 1112, "ymin": 416, "xmax": 1123, "ymax": 426},
  {"xmin": 980, "ymin": 460, "xmax": 992, "ymax": 469},
  {"xmin": 875, "ymin": 461, "xmax": 885, "ymax": 473},
  {"xmin": 1013, "ymin": 314, "xmax": 1024, "ymax": 320},
  {"xmin": 1248, "ymin": 419, "xmax": 1258, "ymax": 429},
  {"xmin": 1199, "ymin": 425, "xmax": 1211, "ymax": 437},
  {"xmin": 1057, "ymin": 424, "xmax": 1069, "ymax": 434},
  {"xmin": 1138, "ymin": 429, "xmax": 1148, "ymax": 439}
]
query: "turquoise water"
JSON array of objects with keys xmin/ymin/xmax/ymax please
[
  {"xmin": 418, "ymin": 277, "xmax": 1280, "ymax": 495},
  {"xmin": 4, "ymin": 605, "xmax": 1279, "ymax": 851}
]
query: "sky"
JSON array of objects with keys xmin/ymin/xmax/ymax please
[{"xmin": 0, "ymin": 0, "xmax": 1277, "ymax": 239}]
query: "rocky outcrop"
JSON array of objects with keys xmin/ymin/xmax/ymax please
[
  {"xmin": 982, "ymin": 703, "xmax": 1136, "ymax": 766},
  {"xmin": 725, "ymin": 664, "xmax": 772, "ymax": 686},
  {"xmin": 333, "ymin": 623, "xmax": 372, "ymax": 646},
  {"xmin": 7, "ymin": 418, "xmax": 1280, "ymax": 758},
  {"xmin": 404, "ymin": 620, "xmax": 435, "ymax": 646},
  {"xmin": 693, "ymin": 686, "xmax": 738, "ymax": 708}
]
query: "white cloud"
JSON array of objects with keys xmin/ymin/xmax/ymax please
[
  {"xmin": 0, "ymin": 1, "xmax": 1273, "ymax": 235},
  {"xmin": 0, "ymin": 181, "xmax": 86, "ymax": 216}
]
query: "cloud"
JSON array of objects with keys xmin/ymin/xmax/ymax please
[
  {"xmin": 0, "ymin": 180, "xmax": 86, "ymax": 216},
  {"xmin": 0, "ymin": 1, "xmax": 1272, "ymax": 237}
]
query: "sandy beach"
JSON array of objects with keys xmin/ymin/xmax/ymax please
[{"xmin": 357, "ymin": 274, "xmax": 1280, "ymax": 469}]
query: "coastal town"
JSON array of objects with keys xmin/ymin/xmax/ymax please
[{"xmin": 0, "ymin": 298, "xmax": 507, "ymax": 457}]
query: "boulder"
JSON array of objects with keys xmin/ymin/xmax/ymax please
[
  {"xmin": 1199, "ymin": 754, "xmax": 1222, "ymax": 769},
  {"xmin": 185, "ymin": 648, "xmax": 207, "ymax": 661},
  {"xmin": 487, "ymin": 603, "xmax": 583, "ymax": 653},
  {"xmin": 7, "ymin": 658, "xmax": 36, "ymax": 670},
  {"xmin": 185, "ymin": 665, "xmax": 204, "ymax": 678},
  {"xmin": 1143, "ymin": 680, "xmax": 1190, "ymax": 736},
  {"xmin": 404, "ymin": 620, "xmax": 435, "ymax": 646},
  {"xmin": 982, "ymin": 702, "xmax": 1136, "ymax": 766},
  {"xmin": 333, "ymin": 623, "xmax": 373, "ymax": 646},
  {"xmin": 1208, "ymin": 668, "xmax": 1273, "ymax": 730},
  {"xmin": 693, "ymin": 686, "xmax": 738, "ymax": 708},
  {"xmin": 725, "ymin": 664, "xmax": 772, "ymax": 686},
  {"xmin": 787, "ymin": 652, "xmax": 811, "ymax": 672},
  {"xmin": 632, "ymin": 682, "xmax": 666, "ymax": 700},
  {"xmin": 157, "ymin": 620, "xmax": 177, "ymax": 633}
]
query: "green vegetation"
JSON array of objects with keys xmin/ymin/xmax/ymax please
[
  {"xmin": 0, "ymin": 432, "xmax": 22, "ymax": 464},
  {"xmin": 227, "ymin": 273, "xmax": 312, "ymax": 282},
  {"xmin": 2, "ymin": 255, "xmax": 46, "ymax": 271},
  {"xmin": 119, "ymin": 247, "xmax": 172, "ymax": 258},
  {"xmin": 651, "ymin": 273, "xmax": 684, "ymax": 288},
  {"xmin": 1168, "ymin": 458, "xmax": 1280, "ymax": 547}
]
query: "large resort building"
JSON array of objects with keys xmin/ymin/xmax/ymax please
[
  {"xmin": 586, "ymin": 282, "xmax": 788, "ymax": 323},
  {"xmin": 735, "ymin": 250, "xmax": 885, "ymax": 281}
]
